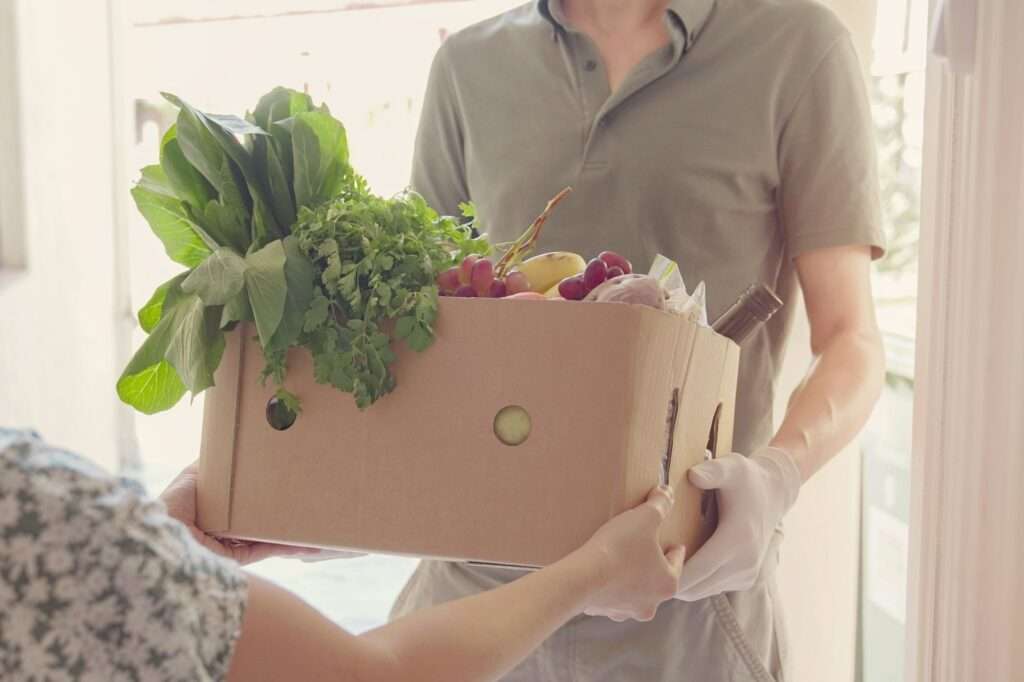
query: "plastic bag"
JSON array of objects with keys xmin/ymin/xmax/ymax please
[{"xmin": 648, "ymin": 254, "xmax": 708, "ymax": 325}]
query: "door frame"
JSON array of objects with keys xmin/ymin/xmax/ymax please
[{"xmin": 907, "ymin": 1, "xmax": 1024, "ymax": 679}]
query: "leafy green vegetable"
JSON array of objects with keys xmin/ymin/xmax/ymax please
[
  {"xmin": 138, "ymin": 272, "xmax": 189, "ymax": 333},
  {"xmin": 118, "ymin": 283, "xmax": 222, "ymax": 414},
  {"xmin": 119, "ymin": 86, "xmax": 487, "ymax": 414},
  {"xmin": 265, "ymin": 235, "xmax": 315, "ymax": 352},
  {"xmin": 160, "ymin": 126, "xmax": 216, "ymax": 209},
  {"xmin": 181, "ymin": 247, "xmax": 247, "ymax": 306},
  {"xmin": 243, "ymin": 239, "xmax": 288, "ymax": 347},
  {"xmin": 162, "ymin": 93, "xmax": 252, "ymax": 252},
  {"xmin": 284, "ymin": 111, "xmax": 350, "ymax": 211},
  {"xmin": 285, "ymin": 187, "xmax": 487, "ymax": 408},
  {"xmin": 131, "ymin": 175, "xmax": 213, "ymax": 268},
  {"xmin": 221, "ymin": 289, "xmax": 254, "ymax": 330},
  {"xmin": 164, "ymin": 293, "xmax": 225, "ymax": 394}
]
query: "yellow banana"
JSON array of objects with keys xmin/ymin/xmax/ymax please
[{"xmin": 515, "ymin": 252, "xmax": 586, "ymax": 293}]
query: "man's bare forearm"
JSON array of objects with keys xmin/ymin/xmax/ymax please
[{"xmin": 770, "ymin": 326, "xmax": 885, "ymax": 481}]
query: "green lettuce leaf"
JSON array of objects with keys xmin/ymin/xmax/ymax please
[
  {"xmin": 117, "ymin": 288, "xmax": 224, "ymax": 413},
  {"xmin": 282, "ymin": 111, "xmax": 351, "ymax": 210},
  {"xmin": 131, "ymin": 178, "xmax": 213, "ymax": 268},
  {"xmin": 164, "ymin": 294, "xmax": 225, "ymax": 395},
  {"xmin": 181, "ymin": 246, "xmax": 247, "ymax": 306},
  {"xmin": 160, "ymin": 125, "xmax": 216, "ymax": 210},
  {"xmin": 162, "ymin": 93, "xmax": 252, "ymax": 253},
  {"xmin": 221, "ymin": 288, "xmax": 254, "ymax": 329},
  {"xmin": 138, "ymin": 272, "xmax": 189, "ymax": 333},
  {"xmin": 252, "ymin": 87, "xmax": 313, "ymax": 132},
  {"xmin": 244, "ymin": 239, "xmax": 288, "ymax": 346},
  {"xmin": 265, "ymin": 235, "xmax": 315, "ymax": 351}
]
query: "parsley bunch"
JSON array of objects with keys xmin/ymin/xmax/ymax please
[{"xmin": 265, "ymin": 185, "xmax": 489, "ymax": 409}]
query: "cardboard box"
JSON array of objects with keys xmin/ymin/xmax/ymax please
[{"xmin": 197, "ymin": 297, "xmax": 739, "ymax": 568}]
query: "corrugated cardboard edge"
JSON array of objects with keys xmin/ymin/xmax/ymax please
[
  {"xmin": 615, "ymin": 307, "xmax": 669, "ymax": 519},
  {"xmin": 197, "ymin": 327, "xmax": 245, "ymax": 533},
  {"xmin": 715, "ymin": 337, "xmax": 740, "ymax": 455}
]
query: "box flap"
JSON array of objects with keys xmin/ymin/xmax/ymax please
[{"xmin": 197, "ymin": 327, "xmax": 244, "ymax": 532}]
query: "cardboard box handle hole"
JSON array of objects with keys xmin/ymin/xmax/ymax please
[
  {"xmin": 494, "ymin": 405, "xmax": 531, "ymax": 446},
  {"xmin": 266, "ymin": 396, "xmax": 298, "ymax": 431},
  {"xmin": 701, "ymin": 403, "xmax": 723, "ymax": 518}
]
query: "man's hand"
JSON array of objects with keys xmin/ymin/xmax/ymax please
[
  {"xmin": 160, "ymin": 463, "xmax": 318, "ymax": 565},
  {"xmin": 675, "ymin": 447, "xmax": 801, "ymax": 601}
]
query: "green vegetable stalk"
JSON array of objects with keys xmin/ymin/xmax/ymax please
[{"xmin": 118, "ymin": 87, "xmax": 487, "ymax": 414}]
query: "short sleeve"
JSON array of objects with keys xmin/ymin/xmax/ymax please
[
  {"xmin": 778, "ymin": 34, "xmax": 886, "ymax": 260},
  {"xmin": 411, "ymin": 42, "xmax": 471, "ymax": 217},
  {"xmin": 0, "ymin": 430, "xmax": 247, "ymax": 682}
]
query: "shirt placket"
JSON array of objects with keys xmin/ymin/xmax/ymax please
[{"xmin": 572, "ymin": 38, "xmax": 684, "ymax": 169}]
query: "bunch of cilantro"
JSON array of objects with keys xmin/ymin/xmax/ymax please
[
  {"xmin": 271, "ymin": 187, "xmax": 488, "ymax": 409},
  {"xmin": 119, "ymin": 86, "xmax": 487, "ymax": 414}
]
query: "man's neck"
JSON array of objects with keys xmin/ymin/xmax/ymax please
[{"xmin": 562, "ymin": 0, "xmax": 670, "ymax": 36}]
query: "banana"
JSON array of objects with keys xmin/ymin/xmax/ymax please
[
  {"xmin": 543, "ymin": 282, "xmax": 562, "ymax": 298},
  {"xmin": 515, "ymin": 252, "xmax": 586, "ymax": 293}
]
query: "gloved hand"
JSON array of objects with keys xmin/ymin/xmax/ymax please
[{"xmin": 674, "ymin": 446, "xmax": 801, "ymax": 601}]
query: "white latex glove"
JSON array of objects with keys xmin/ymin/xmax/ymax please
[{"xmin": 675, "ymin": 446, "xmax": 801, "ymax": 601}]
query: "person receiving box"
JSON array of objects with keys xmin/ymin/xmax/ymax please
[
  {"xmin": 388, "ymin": 0, "xmax": 887, "ymax": 680},
  {"xmin": 0, "ymin": 428, "xmax": 685, "ymax": 681}
]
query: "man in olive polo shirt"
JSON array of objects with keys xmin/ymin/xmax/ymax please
[{"xmin": 390, "ymin": 0, "xmax": 886, "ymax": 679}]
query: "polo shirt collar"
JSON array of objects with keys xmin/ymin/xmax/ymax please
[{"xmin": 538, "ymin": 0, "xmax": 715, "ymax": 53}]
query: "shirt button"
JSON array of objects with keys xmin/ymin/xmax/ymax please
[{"xmin": 583, "ymin": 59, "xmax": 598, "ymax": 72}]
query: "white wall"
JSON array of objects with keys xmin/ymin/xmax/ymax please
[
  {"xmin": 0, "ymin": 0, "xmax": 129, "ymax": 472},
  {"xmin": 773, "ymin": 2, "xmax": 878, "ymax": 681}
]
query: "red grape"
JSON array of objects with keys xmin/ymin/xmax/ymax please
[
  {"xmin": 454, "ymin": 285, "xmax": 478, "ymax": 298},
  {"xmin": 437, "ymin": 266, "xmax": 460, "ymax": 293},
  {"xmin": 471, "ymin": 258, "xmax": 495, "ymax": 295},
  {"xmin": 489, "ymin": 279, "xmax": 508, "ymax": 298},
  {"xmin": 583, "ymin": 258, "xmax": 608, "ymax": 293},
  {"xmin": 606, "ymin": 266, "xmax": 624, "ymax": 279},
  {"xmin": 558, "ymin": 275, "xmax": 587, "ymax": 301},
  {"xmin": 459, "ymin": 255, "xmax": 478, "ymax": 285},
  {"xmin": 505, "ymin": 270, "xmax": 531, "ymax": 295},
  {"xmin": 598, "ymin": 251, "xmax": 632, "ymax": 275}
]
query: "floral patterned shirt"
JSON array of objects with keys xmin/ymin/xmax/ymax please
[{"xmin": 0, "ymin": 429, "xmax": 247, "ymax": 681}]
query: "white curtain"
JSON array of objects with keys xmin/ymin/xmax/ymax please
[{"xmin": 909, "ymin": 0, "xmax": 1024, "ymax": 679}]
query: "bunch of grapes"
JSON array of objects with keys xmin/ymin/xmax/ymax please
[
  {"xmin": 557, "ymin": 251, "xmax": 632, "ymax": 300},
  {"xmin": 437, "ymin": 256, "xmax": 531, "ymax": 298}
]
